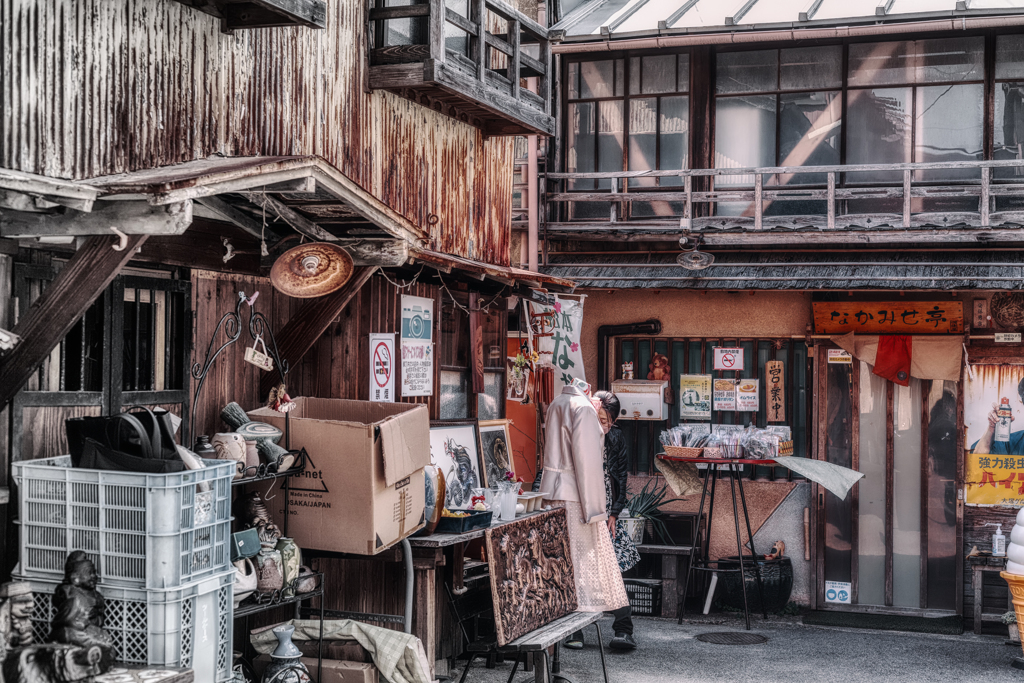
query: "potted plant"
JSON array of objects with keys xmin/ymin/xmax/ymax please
[
  {"xmin": 1005, "ymin": 610, "xmax": 1020, "ymax": 643},
  {"xmin": 623, "ymin": 479, "xmax": 682, "ymax": 545}
]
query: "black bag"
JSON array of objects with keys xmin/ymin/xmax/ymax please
[
  {"xmin": 66, "ymin": 408, "xmax": 183, "ymax": 472},
  {"xmin": 79, "ymin": 437, "xmax": 186, "ymax": 474}
]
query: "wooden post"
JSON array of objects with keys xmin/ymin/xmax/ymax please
[
  {"xmin": 902, "ymin": 169, "xmax": 912, "ymax": 228},
  {"xmin": 754, "ymin": 173, "xmax": 763, "ymax": 230},
  {"xmin": 826, "ymin": 172, "xmax": 835, "ymax": 231},
  {"xmin": 430, "ymin": 0, "xmax": 445, "ymax": 62},
  {"xmin": 510, "ymin": 19, "xmax": 521, "ymax": 99},
  {"xmin": 412, "ymin": 547, "xmax": 444, "ymax": 679},
  {"xmin": 470, "ymin": 295, "xmax": 485, "ymax": 393},
  {"xmin": 258, "ymin": 266, "xmax": 378, "ymax": 398},
  {"xmin": 476, "ymin": 0, "xmax": 487, "ymax": 81},
  {"xmin": 683, "ymin": 174, "xmax": 692, "ymax": 231},
  {"xmin": 981, "ymin": 166, "xmax": 991, "ymax": 227},
  {"xmin": 0, "ymin": 234, "xmax": 147, "ymax": 410}
]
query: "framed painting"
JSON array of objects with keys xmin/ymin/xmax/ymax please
[
  {"xmin": 478, "ymin": 419, "xmax": 513, "ymax": 487},
  {"xmin": 486, "ymin": 507, "xmax": 578, "ymax": 645},
  {"xmin": 429, "ymin": 421, "xmax": 483, "ymax": 510}
]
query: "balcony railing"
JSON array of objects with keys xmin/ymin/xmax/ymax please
[
  {"xmin": 544, "ymin": 160, "xmax": 1024, "ymax": 245},
  {"xmin": 368, "ymin": 0, "xmax": 554, "ymax": 136}
]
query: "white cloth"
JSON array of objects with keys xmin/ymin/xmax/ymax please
[
  {"xmin": 556, "ymin": 501, "xmax": 629, "ymax": 612},
  {"xmin": 540, "ymin": 385, "xmax": 607, "ymax": 523}
]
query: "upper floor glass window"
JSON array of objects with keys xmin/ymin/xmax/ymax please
[
  {"xmin": 714, "ymin": 46, "xmax": 842, "ymax": 188},
  {"xmin": 995, "ymin": 35, "xmax": 1024, "ymax": 179},
  {"xmin": 845, "ymin": 38, "xmax": 984, "ymax": 183},
  {"xmin": 565, "ymin": 53, "xmax": 690, "ymax": 218}
]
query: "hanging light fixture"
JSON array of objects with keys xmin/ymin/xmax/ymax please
[
  {"xmin": 676, "ymin": 235, "xmax": 714, "ymax": 270},
  {"xmin": 270, "ymin": 243, "xmax": 354, "ymax": 298}
]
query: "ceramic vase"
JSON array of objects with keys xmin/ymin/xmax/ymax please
[
  {"xmin": 193, "ymin": 435, "xmax": 218, "ymax": 459},
  {"xmin": 233, "ymin": 558, "xmax": 257, "ymax": 608},
  {"xmin": 211, "ymin": 432, "xmax": 247, "ymax": 480},
  {"xmin": 244, "ymin": 440, "xmax": 260, "ymax": 472},
  {"xmin": 294, "ymin": 566, "xmax": 319, "ymax": 595},
  {"xmin": 262, "ymin": 625, "xmax": 311, "ymax": 683},
  {"xmin": 255, "ymin": 542, "xmax": 284, "ymax": 593},
  {"xmin": 275, "ymin": 537, "xmax": 301, "ymax": 597}
]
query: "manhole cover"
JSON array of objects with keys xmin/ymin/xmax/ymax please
[{"xmin": 696, "ymin": 632, "xmax": 768, "ymax": 645}]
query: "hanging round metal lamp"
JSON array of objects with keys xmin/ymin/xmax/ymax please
[
  {"xmin": 270, "ymin": 242, "xmax": 354, "ymax": 298},
  {"xmin": 677, "ymin": 235, "xmax": 715, "ymax": 271}
]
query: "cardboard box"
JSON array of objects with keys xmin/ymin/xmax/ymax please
[
  {"xmin": 254, "ymin": 656, "xmax": 379, "ymax": 683},
  {"xmin": 297, "ymin": 638, "xmax": 371, "ymax": 663},
  {"xmin": 249, "ymin": 398, "xmax": 428, "ymax": 555}
]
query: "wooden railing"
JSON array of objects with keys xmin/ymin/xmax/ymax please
[
  {"xmin": 368, "ymin": 0, "xmax": 553, "ymax": 135},
  {"xmin": 544, "ymin": 160, "xmax": 1024, "ymax": 242}
]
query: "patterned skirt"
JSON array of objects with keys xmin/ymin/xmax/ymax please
[{"xmin": 554, "ymin": 501, "xmax": 629, "ymax": 613}]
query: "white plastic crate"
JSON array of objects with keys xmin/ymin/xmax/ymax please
[
  {"xmin": 21, "ymin": 570, "xmax": 234, "ymax": 682},
  {"xmin": 13, "ymin": 456, "xmax": 234, "ymax": 590}
]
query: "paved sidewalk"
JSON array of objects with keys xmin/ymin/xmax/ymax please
[{"xmin": 454, "ymin": 614, "xmax": 1024, "ymax": 683}]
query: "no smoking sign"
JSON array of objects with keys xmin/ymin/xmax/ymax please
[
  {"xmin": 713, "ymin": 347, "xmax": 745, "ymax": 372},
  {"xmin": 369, "ymin": 333, "xmax": 395, "ymax": 402}
]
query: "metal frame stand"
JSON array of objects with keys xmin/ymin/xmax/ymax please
[
  {"xmin": 503, "ymin": 623, "xmax": 609, "ymax": 683},
  {"xmin": 678, "ymin": 460, "xmax": 768, "ymax": 630}
]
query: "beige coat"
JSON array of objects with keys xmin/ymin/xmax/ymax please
[{"xmin": 539, "ymin": 385, "xmax": 607, "ymax": 524}]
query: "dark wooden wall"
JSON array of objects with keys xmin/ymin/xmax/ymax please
[{"xmin": 190, "ymin": 270, "xmax": 442, "ymax": 440}]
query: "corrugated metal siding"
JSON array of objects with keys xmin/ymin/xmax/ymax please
[{"xmin": 0, "ymin": 0, "xmax": 512, "ymax": 266}]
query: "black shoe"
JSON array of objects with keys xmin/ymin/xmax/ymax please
[{"xmin": 609, "ymin": 632, "xmax": 637, "ymax": 651}]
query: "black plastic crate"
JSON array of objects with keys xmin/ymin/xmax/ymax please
[{"xmin": 624, "ymin": 578, "xmax": 662, "ymax": 616}]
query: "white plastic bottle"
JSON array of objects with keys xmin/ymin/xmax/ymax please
[{"xmin": 992, "ymin": 523, "xmax": 1008, "ymax": 557}]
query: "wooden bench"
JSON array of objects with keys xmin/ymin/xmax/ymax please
[{"xmin": 448, "ymin": 580, "xmax": 610, "ymax": 683}]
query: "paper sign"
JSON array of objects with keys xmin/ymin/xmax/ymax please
[
  {"xmin": 401, "ymin": 295, "xmax": 434, "ymax": 397},
  {"xmin": 827, "ymin": 349, "xmax": 852, "ymax": 364},
  {"xmin": 825, "ymin": 581, "xmax": 852, "ymax": 604},
  {"xmin": 679, "ymin": 375, "xmax": 712, "ymax": 419},
  {"xmin": 996, "ymin": 333, "xmax": 1021, "ymax": 343},
  {"xmin": 964, "ymin": 364, "xmax": 1024, "ymax": 505},
  {"xmin": 713, "ymin": 379, "xmax": 737, "ymax": 411},
  {"xmin": 714, "ymin": 348, "xmax": 744, "ymax": 371},
  {"xmin": 765, "ymin": 361, "xmax": 785, "ymax": 422},
  {"xmin": 370, "ymin": 333, "xmax": 395, "ymax": 402},
  {"xmin": 736, "ymin": 379, "xmax": 759, "ymax": 412},
  {"xmin": 531, "ymin": 296, "xmax": 586, "ymax": 388}
]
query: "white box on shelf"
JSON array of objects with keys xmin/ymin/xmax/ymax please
[{"xmin": 610, "ymin": 380, "xmax": 669, "ymax": 420}]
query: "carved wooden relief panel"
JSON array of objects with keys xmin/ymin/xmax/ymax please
[{"xmin": 485, "ymin": 508, "xmax": 578, "ymax": 646}]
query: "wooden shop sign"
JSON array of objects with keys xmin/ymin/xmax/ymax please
[
  {"xmin": 813, "ymin": 301, "xmax": 963, "ymax": 335},
  {"xmin": 765, "ymin": 360, "xmax": 785, "ymax": 423}
]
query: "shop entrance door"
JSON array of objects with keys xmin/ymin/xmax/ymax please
[{"xmin": 815, "ymin": 346, "xmax": 960, "ymax": 614}]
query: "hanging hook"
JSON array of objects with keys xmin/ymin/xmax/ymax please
[
  {"xmin": 264, "ymin": 476, "xmax": 277, "ymax": 501},
  {"xmin": 110, "ymin": 227, "xmax": 129, "ymax": 251}
]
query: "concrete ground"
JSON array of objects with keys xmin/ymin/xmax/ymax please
[{"xmin": 452, "ymin": 613, "xmax": 1024, "ymax": 683}]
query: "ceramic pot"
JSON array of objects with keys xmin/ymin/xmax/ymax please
[
  {"xmin": 275, "ymin": 537, "xmax": 301, "ymax": 597},
  {"xmin": 233, "ymin": 558, "xmax": 257, "ymax": 608},
  {"xmin": 244, "ymin": 440, "xmax": 260, "ymax": 472},
  {"xmin": 717, "ymin": 556, "xmax": 794, "ymax": 614},
  {"xmin": 211, "ymin": 432, "xmax": 247, "ymax": 479},
  {"xmin": 294, "ymin": 566, "xmax": 319, "ymax": 595},
  {"xmin": 255, "ymin": 542, "xmax": 284, "ymax": 593},
  {"xmin": 193, "ymin": 435, "xmax": 218, "ymax": 459},
  {"xmin": 262, "ymin": 625, "xmax": 311, "ymax": 683},
  {"xmin": 423, "ymin": 465, "xmax": 445, "ymax": 535}
]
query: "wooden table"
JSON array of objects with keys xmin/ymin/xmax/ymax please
[
  {"xmin": 408, "ymin": 511, "xmax": 548, "ymax": 679},
  {"xmin": 970, "ymin": 555, "xmax": 1010, "ymax": 635},
  {"xmin": 659, "ymin": 455, "xmax": 772, "ymax": 630}
]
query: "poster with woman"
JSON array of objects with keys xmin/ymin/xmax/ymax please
[
  {"xmin": 965, "ymin": 364, "xmax": 1024, "ymax": 505},
  {"xmin": 429, "ymin": 422, "xmax": 483, "ymax": 510}
]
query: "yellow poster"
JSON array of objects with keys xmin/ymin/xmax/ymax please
[
  {"xmin": 679, "ymin": 375, "xmax": 712, "ymax": 419},
  {"xmin": 966, "ymin": 364, "xmax": 1024, "ymax": 505}
]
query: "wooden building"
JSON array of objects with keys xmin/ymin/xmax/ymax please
[
  {"xmin": 0, "ymin": 0, "xmax": 570, "ymax": 673},
  {"xmin": 532, "ymin": 0, "xmax": 1024, "ymax": 629}
]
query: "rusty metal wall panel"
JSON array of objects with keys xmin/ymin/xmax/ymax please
[{"xmin": 1, "ymin": 0, "xmax": 512, "ymax": 266}]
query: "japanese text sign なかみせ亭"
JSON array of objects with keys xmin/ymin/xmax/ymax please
[{"xmin": 813, "ymin": 302, "xmax": 963, "ymax": 335}]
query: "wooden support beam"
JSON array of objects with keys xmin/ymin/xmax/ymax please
[
  {"xmin": 339, "ymin": 239, "xmax": 410, "ymax": 266},
  {"xmin": 242, "ymin": 192, "xmax": 338, "ymax": 242},
  {"xmin": 0, "ymin": 234, "xmax": 147, "ymax": 409},
  {"xmin": 259, "ymin": 266, "xmax": 378, "ymax": 398},
  {"xmin": 195, "ymin": 196, "xmax": 266, "ymax": 240},
  {"xmin": 0, "ymin": 200, "xmax": 191, "ymax": 238}
]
